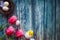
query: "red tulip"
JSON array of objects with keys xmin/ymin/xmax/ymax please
[
  {"xmin": 5, "ymin": 26, "xmax": 14, "ymax": 36},
  {"xmin": 8, "ymin": 15, "xmax": 17, "ymax": 24},
  {"xmin": 15, "ymin": 29, "xmax": 24, "ymax": 38}
]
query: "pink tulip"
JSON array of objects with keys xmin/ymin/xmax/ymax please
[
  {"xmin": 8, "ymin": 15, "xmax": 17, "ymax": 24},
  {"xmin": 15, "ymin": 29, "xmax": 24, "ymax": 38},
  {"xmin": 5, "ymin": 26, "xmax": 14, "ymax": 36}
]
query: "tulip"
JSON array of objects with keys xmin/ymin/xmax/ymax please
[
  {"xmin": 27, "ymin": 30, "xmax": 33, "ymax": 37},
  {"xmin": 5, "ymin": 26, "xmax": 14, "ymax": 36},
  {"xmin": 25, "ymin": 32, "xmax": 30, "ymax": 39},
  {"xmin": 25, "ymin": 30, "xmax": 34, "ymax": 39},
  {"xmin": 8, "ymin": 15, "xmax": 17, "ymax": 24},
  {"xmin": 15, "ymin": 29, "xmax": 24, "ymax": 38},
  {"xmin": 16, "ymin": 20, "xmax": 20, "ymax": 26}
]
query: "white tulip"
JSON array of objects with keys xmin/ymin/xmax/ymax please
[
  {"xmin": 2, "ymin": 6, "xmax": 9, "ymax": 11},
  {"xmin": 16, "ymin": 20, "xmax": 20, "ymax": 26},
  {"xmin": 25, "ymin": 32, "xmax": 30, "ymax": 39},
  {"xmin": 4, "ymin": 1, "xmax": 9, "ymax": 6}
]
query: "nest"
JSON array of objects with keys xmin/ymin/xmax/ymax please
[{"xmin": 0, "ymin": 0, "xmax": 14, "ymax": 16}]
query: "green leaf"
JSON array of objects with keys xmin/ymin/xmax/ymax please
[
  {"xmin": 8, "ymin": 37, "xmax": 13, "ymax": 40},
  {"xmin": 0, "ymin": 25, "xmax": 3, "ymax": 31},
  {"xmin": 0, "ymin": 34, "xmax": 5, "ymax": 40}
]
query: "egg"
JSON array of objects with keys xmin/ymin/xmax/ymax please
[
  {"xmin": 30, "ymin": 38, "xmax": 35, "ymax": 40},
  {"xmin": 2, "ymin": 6, "xmax": 9, "ymax": 11},
  {"xmin": 16, "ymin": 20, "xmax": 20, "ymax": 26},
  {"xmin": 4, "ymin": 1, "xmax": 9, "ymax": 6}
]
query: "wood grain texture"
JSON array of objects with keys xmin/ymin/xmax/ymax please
[{"xmin": 0, "ymin": 0, "xmax": 60, "ymax": 40}]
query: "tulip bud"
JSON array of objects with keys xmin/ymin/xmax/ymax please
[
  {"xmin": 15, "ymin": 29, "xmax": 24, "ymax": 38},
  {"xmin": 25, "ymin": 30, "xmax": 34, "ymax": 39},
  {"xmin": 25, "ymin": 32, "xmax": 30, "ymax": 39},
  {"xmin": 8, "ymin": 15, "xmax": 17, "ymax": 24},
  {"xmin": 27, "ymin": 30, "xmax": 33, "ymax": 37},
  {"xmin": 5, "ymin": 26, "xmax": 14, "ymax": 36},
  {"xmin": 16, "ymin": 20, "xmax": 20, "ymax": 26}
]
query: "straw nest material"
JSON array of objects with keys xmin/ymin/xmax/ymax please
[{"xmin": 0, "ymin": 0, "xmax": 14, "ymax": 16}]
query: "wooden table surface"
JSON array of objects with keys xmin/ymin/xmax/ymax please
[{"xmin": 0, "ymin": 0, "xmax": 60, "ymax": 40}]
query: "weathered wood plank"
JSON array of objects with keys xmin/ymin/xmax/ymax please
[
  {"xmin": 0, "ymin": 0, "xmax": 60, "ymax": 40},
  {"xmin": 56, "ymin": 0, "xmax": 60, "ymax": 40}
]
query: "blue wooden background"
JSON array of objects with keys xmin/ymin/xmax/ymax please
[{"xmin": 0, "ymin": 0, "xmax": 60, "ymax": 40}]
